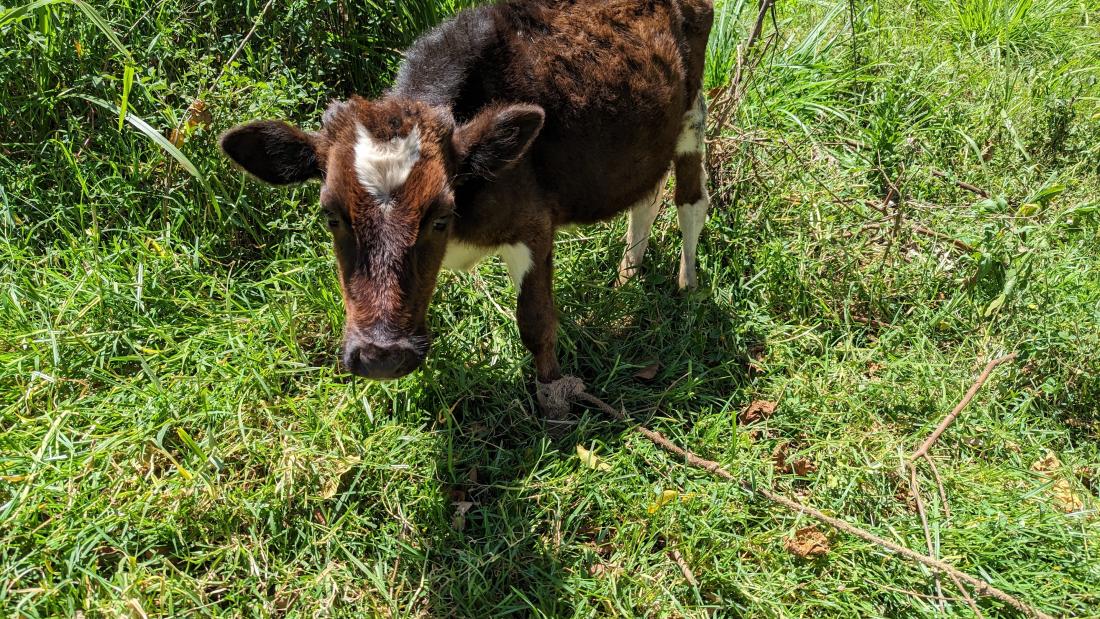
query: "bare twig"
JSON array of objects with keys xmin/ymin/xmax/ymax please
[
  {"xmin": 931, "ymin": 169, "xmax": 990, "ymax": 199},
  {"xmin": 949, "ymin": 570, "xmax": 987, "ymax": 619},
  {"xmin": 708, "ymin": 0, "xmax": 777, "ymax": 141},
  {"xmin": 667, "ymin": 547, "xmax": 699, "ymax": 589},
  {"xmin": 573, "ymin": 388, "xmax": 1053, "ymax": 619},
  {"xmin": 911, "ymin": 353, "xmax": 1018, "ymax": 461},
  {"xmin": 911, "ymin": 223, "xmax": 975, "ymax": 254}
]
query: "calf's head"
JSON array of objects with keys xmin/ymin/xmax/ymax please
[{"xmin": 221, "ymin": 96, "xmax": 544, "ymax": 379}]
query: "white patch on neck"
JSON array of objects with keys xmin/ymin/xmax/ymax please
[
  {"xmin": 353, "ymin": 123, "xmax": 421, "ymax": 210},
  {"xmin": 442, "ymin": 241, "xmax": 533, "ymax": 290}
]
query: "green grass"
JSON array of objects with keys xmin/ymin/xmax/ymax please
[{"xmin": 2, "ymin": 0, "xmax": 1100, "ymax": 616}]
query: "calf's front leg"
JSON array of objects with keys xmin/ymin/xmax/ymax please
[{"xmin": 514, "ymin": 240, "xmax": 561, "ymax": 384}]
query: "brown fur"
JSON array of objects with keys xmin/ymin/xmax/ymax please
[{"xmin": 220, "ymin": 0, "xmax": 713, "ymax": 383}]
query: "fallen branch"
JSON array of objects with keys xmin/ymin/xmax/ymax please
[
  {"xmin": 911, "ymin": 353, "xmax": 1018, "ymax": 461},
  {"xmin": 667, "ymin": 546, "xmax": 699, "ymax": 589},
  {"xmin": 571, "ymin": 384, "xmax": 1053, "ymax": 619},
  {"xmin": 911, "ymin": 223, "xmax": 975, "ymax": 254},
  {"xmin": 931, "ymin": 169, "xmax": 990, "ymax": 199}
]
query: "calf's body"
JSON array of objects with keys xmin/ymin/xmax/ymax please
[{"xmin": 220, "ymin": 0, "xmax": 713, "ymax": 385}]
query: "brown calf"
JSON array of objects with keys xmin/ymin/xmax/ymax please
[{"xmin": 220, "ymin": 0, "xmax": 713, "ymax": 386}]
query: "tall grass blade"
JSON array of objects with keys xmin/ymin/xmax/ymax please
[
  {"xmin": 119, "ymin": 63, "xmax": 134, "ymax": 131},
  {"xmin": 76, "ymin": 94, "xmax": 212, "ymax": 197},
  {"xmin": 71, "ymin": 0, "xmax": 133, "ymax": 61},
  {"xmin": 0, "ymin": 0, "xmax": 62, "ymax": 29}
]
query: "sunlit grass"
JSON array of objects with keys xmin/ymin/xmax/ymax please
[{"xmin": 2, "ymin": 0, "xmax": 1099, "ymax": 616}]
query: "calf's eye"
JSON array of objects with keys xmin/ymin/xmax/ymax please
[{"xmin": 432, "ymin": 216, "xmax": 450, "ymax": 231}]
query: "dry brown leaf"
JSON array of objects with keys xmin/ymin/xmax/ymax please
[
  {"xmin": 319, "ymin": 455, "xmax": 360, "ymax": 499},
  {"xmin": 785, "ymin": 526, "xmax": 830, "ymax": 558},
  {"xmin": 167, "ymin": 128, "xmax": 185, "ymax": 147},
  {"xmin": 186, "ymin": 100, "xmax": 212, "ymax": 129},
  {"xmin": 1049, "ymin": 479, "xmax": 1085, "ymax": 513},
  {"xmin": 1030, "ymin": 452, "xmax": 1062, "ymax": 473},
  {"xmin": 740, "ymin": 400, "xmax": 777, "ymax": 424},
  {"xmin": 791, "ymin": 457, "xmax": 817, "ymax": 476},
  {"xmin": 772, "ymin": 442, "xmax": 789, "ymax": 468},
  {"xmin": 1030, "ymin": 451, "xmax": 1087, "ymax": 513},
  {"xmin": 634, "ymin": 362, "xmax": 660, "ymax": 381}
]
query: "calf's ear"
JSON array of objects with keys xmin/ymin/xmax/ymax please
[
  {"xmin": 220, "ymin": 120, "xmax": 321, "ymax": 185},
  {"xmin": 453, "ymin": 104, "xmax": 544, "ymax": 180}
]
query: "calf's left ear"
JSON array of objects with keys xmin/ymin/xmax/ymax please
[
  {"xmin": 220, "ymin": 120, "xmax": 321, "ymax": 185},
  {"xmin": 453, "ymin": 104, "xmax": 544, "ymax": 180}
]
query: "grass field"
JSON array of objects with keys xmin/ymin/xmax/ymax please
[{"xmin": 2, "ymin": 0, "xmax": 1099, "ymax": 616}]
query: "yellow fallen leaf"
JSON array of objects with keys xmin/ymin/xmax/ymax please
[
  {"xmin": 319, "ymin": 455, "xmax": 361, "ymax": 499},
  {"xmin": 1030, "ymin": 452, "xmax": 1061, "ymax": 473},
  {"xmin": 1049, "ymin": 478, "xmax": 1085, "ymax": 513},
  {"xmin": 1031, "ymin": 451, "xmax": 1087, "ymax": 514},
  {"xmin": 1015, "ymin": 202, "xmax": 1040, "ymax": 217},
  {"xmin": 576, "ymin": 444, "xmax": 611, "ymax": 472},
  {"xmin": 647, "ymin": 489, "xmax": 680, "ymax": 514}
]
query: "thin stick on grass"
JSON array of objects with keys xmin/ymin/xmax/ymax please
[
  {"xmin": 911, "ymin": 353, "xmax": 1018, "ymax": 461},
  {"xmin": 911, "ymin": 223, "xmax": 975, "ymax": 254},
  {"xmin": 931, "ymin": 169, "xmax": 990, "ymax": 198},
  {"xmin": 667, "ymin": 547, "xmax": 699, "ymax": 589},
  {"xmin": 573, "ymin": 388, "xmax": 1053, "ymax": 619}
]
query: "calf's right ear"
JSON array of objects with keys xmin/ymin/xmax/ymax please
[{"xmin": 220, "ymin": 121, "xmax": 321, "ymax": 185}]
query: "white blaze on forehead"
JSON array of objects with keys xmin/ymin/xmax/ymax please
[{"xmin": 353, "ymin": 123, "xmax": 421, "ymax": 209}]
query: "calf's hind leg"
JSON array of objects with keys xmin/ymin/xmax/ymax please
[
  {"xmin": 616, "ymin": 174, "xmax": 667, "ymax": 286},
  {"xmin": 674, "ymin": 95, "xmax": 710, "ymax": 290}
]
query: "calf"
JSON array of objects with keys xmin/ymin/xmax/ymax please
[{"xmin": 220, "ymin": 0, "xmax": 713, "ymax": 390}]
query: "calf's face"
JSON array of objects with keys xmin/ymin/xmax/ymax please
[{"xmin": 221, "ymin": 97, "xmax": 544, "ymax": 379}]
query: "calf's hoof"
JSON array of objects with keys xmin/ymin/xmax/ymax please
[{"xmin": 536, "ymin": 375, "xmax": 586, "ymax": 421}]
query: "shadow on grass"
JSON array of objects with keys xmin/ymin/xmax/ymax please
[{"xmin": 382, "ymin": 249, "xmax": 758, "ymax": 616}]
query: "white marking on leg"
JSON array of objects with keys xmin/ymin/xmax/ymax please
[
  {"xmin": 617, "ymin": 178, "xmax": 665, "ymax": 286},
  {"xmin": 675, "ymin": 107, "xmax": 705, "ymax": 156},
  {"xmin": 353, "ymin": 123, "xmax": 420, "ymax": 210},
  {"xmin": 677, "ymin": 197, "xmax": 708, "ymax": 290},
  {"xmin": 499, "ymin": 243, "xmax": 533, "ymax": 289}
]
